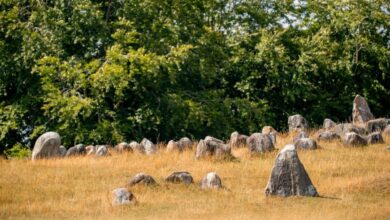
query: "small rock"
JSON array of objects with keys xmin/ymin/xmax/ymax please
[
  {"xmin": 196, "ymin": 137, "xmax": 233, "ymax": 159},
  {"xmin": 129, "ymin": 141, "xmax": 144, "ymax": 153},
  {"xmin": 85, "ymin": 145, "xmax": 96, "ymax": 156},
  {"xmin": 128, "ymin": 173, "xmax": 157, "ymax": 186},
  {"xmin": 343, "ymin": 132, "xmax": 367, "ymax": 146},
  {"xmin": 247, "ymin": 133, "xmax": 275, "ymax": 154},
  {"xmin": 294, "ymin": 138, "xmax": 317, "ymax": 150},
  {"xmin": 165, "ymin": 171, "xmax": 193, "ymax": 184},
  {"xmin": 293, "ymin": 131, "xmax": 308, "ymax": 143},
  {"xmin": 32, "ymin": 132, "xmax": 61, "ymax": 160},
  {"xmin": 367, "ymin": 132, "xmax": 384, "ymax": 145},
  {"xmin": 317, "ymin": 131, "xmax": 340, "ymax": 142},
  {"xmin": 59, "ymin": 145, "xmax": 67, "ymax": 157},
  {"xmin": 166, "ymin": 140, "xmax": 179, "ymax": 151},
  {"xmin": 112, "ymin": 188, "xmax": 136, "ymax": 206},
  {"xmin": 366, "ymin": 118, "xmax": 390, "ymax": 133},
  {"xmin": 200, "ymin": 172, "xmax": 223, "ymax": 189},
  {"xmin": 115, "ymin": 142, "xmax": 132, "ymax": 153},
  {"xmin": 262, "ymin": 126, "xmax": 277, "ymax": 145},
  {"xmin": 229, "ymin": 131, "xmax": 248, "ymax": 148},
  {"xmin": 96, "ymin": 145, "xmax": 109, "ymax": 156},
  {"xmin": 352, "ymin": 95, "xmax": 374, "ymax": 125},
  {"xmin": 288, "ymin": 114, "xmax": 308, "ymax": 132},
  {"xmin": 140, "ymin": 138, "xmax": 157, "ymax": 155},
  {"xmin": 177, "ymin": 137, "xmax": 192, "ymax": 150},
  {"xmin": 66, "ymin": 144, "xmax": 86, "ymax": 157},
  {"xmin": 323, "ymin": 118, "xmax": 336, "ymax": 130},
  {"xmin": 264, "ymin": 145, "xmax": 318, "ymax": 197}
]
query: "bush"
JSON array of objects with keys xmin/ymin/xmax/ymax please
[{"xmin": 4, "ymin": 143, "xmax": 31, "ymax": 159}]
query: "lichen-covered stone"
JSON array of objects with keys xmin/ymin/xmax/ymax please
[
  {"xmin": 32, "ymin": 132, "xmax": 61, "ymax": 160},
  {"xmin": 112, "ymin": 188, "xmax": 136, "ymax": 206},
  {"xmin": 247, "ymin": 133, "xmax": 275, "ymax": 154},
  {"xmin": 165, "ymin": 171, "xmax": 193, "ymax": 184},
  {"xmin": 200, "ymin": 172, "xmax": 223, "ymax": 189}
]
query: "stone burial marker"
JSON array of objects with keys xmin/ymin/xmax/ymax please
[
  {"xmin": 128, "ymin": 173, "xmax": 157, "ymax": 186},
  {"xmin": 111, "ymin": 188, "xmax": 137, "ymax": 206},
  {"xmin": 352, "ymin": 95, "xmax": 374, "ymax": 125},
  {"xmin": 200, "ymin": 172, "xmax": 223, "ymax": 189},
  {"xmin": 32, "ymin": 131, "xmax": 62, "ymax": 160},
  {"xmin": 165, "ymin": 171, "xmax": 194, "ymax": 184},
  {"xmin": 265, "ymin": 145, "xmax": 318, "ymax": 197}
]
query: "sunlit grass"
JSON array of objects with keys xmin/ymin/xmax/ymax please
[{"xmin": 1, "ymin": 133, "xmax": 389, "ymax": 219}]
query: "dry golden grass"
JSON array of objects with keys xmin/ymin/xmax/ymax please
[{"xmin": 1, "ymin": 133, "xmax": 390, "ymax": 220}]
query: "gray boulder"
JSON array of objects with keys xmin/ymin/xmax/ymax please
[
  {"xmin": 195, "ymin": 140, "xmax": 212, "ymax": 159},
  {"xmin": 366, "ymin": 118, "xmax": 390, "ymax": 133},
  {"xmin": 59, "ymin": 145, "xmax": 67, "ymax": 157},
  {"xmin": 66, "ymin": 144, "xmax": 86, "ymax": 157},
  {"xmin": 343, "ymin": 132, "xmax": 367, "ymax": 146},
  {"xmin": 367, "ymin": 132, "xmax": 384, "ymax": 145},
  {"xmin": 96, "ymin": 145, "xmax": 109, "ymax": 156},
  {"xmin": 334, "ymin": 123, "xmax": 366, "ymax": 136},
  {"xmin": 32, "ymin": 132, "xmax": 61, "ymax": 160},
  {"xmin": 384, "ymin": 125, "xmax": 390, "ymax": 137},
  {"xmin": 165, "ymin": 171, "xmax": 193, "ymax": 184},
  {"xmin": 115, "ymin": 142, "xmax": 132, "ymax": 153},
  {"xmin": 262, "ymin": 126, "xmax": 277, "ymax": 145},
  {"xmin": 288, "ymin": 114, "xmax": 308, "ymax": 132},
  {"xmin": 85, "ymin": 145, "xmax": 96, "ymax": 156},
  {"xmin": 264, "ymin": 145, "xmax": 318, "ymax": 197},
  {"xmin": 140, "ymin": 138, "xmax": 157, "ymax": 155},
  {"xmin": 112, "ymin": 188, "xmax": 136, "ymax": 206},
  {"xmin": 229, "ymin": 131, "xmax": 248, "ymax": 148},
  {"xmin": 177, "ymin": 137, "xmax": 193, "ymax": 150},
  {"xmin": 128, "ymin": 173, "xmax": 157, "ymax": 186},
  {"xmin": 166, "ymin": 140, "xmax": 179, "ymax": 152},
  {"xmin": 247, "ymin": 133, "xmax": 275, "ymax": 154},
  {"xmin": 317, "ymin": 131, "xmax": 340, "ymax": 142},
  {"xmin": 129, "ymin": 141, "xmax": 144, "ymax": 153},
  {"xmin": 352, "ymin": 95, "xmax": 374, "ymax": 125},
  {"xmin": 200, "ymin": 172, "xmax": 223, "ymax": 189},
  {"xmin": 294, "ymin": 138, "xmax": 317, "ymax": 150},
  {"xmin": 196, "ymin": 137, "xmax": 232, "ymax": 159},
  {"xmin": 323, "ymin": 118, "xmax": 336, "ymax": 130},
  {"xmin": 293, "ymin": 131, "xmax": 308, "ymax": 143}
]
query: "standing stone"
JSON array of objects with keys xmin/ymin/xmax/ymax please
[
  {"xmin": 294, "ymin": 138, "xmax": 317, "ymax": 150},
  {"xmin": 367, "ymin": 132, "xmax": 384, "ymax": 145},
  {"xmin": 200, "ymin": 172, "xmax": 223, "ymax": 189},
  {"xmin": 293, "ymin": 131, "xmax": 308, "ymax": 143},
  {"xmin": 59, "ymin": 145, "xmax": 67, "ymax": 157},
  {"xmin": 32, "ymin": 132, "xmax": 61, "ymax": 160},
  {"xmin": 115, "ymin": 142, "xmax": 132, "ymax": 153},
  {"xmin": 66, "ymin": 144, "xmax": 86, "ymax": 157},
  {"xmin": 196, "ymin": 137, "xmax": 233, "ymax": 159},
  {"xmin": 317, "ymin": 131, "xmax": 340, "ymax": 142},
  {"xmin": 288, "ymin": 114, "xmax": 308, "ymax": 132},
  {"xmin": 229, "ymin": 131, "xmax": 248, "ymax": 148},
  {"xmin": 323, "ymin": 118, "xmax": 336, "ymax": 130},
  {"xmin": 264, "ymin": 145, "xmax": 318, "ymax": 197},
  {"xmin": 384, "ymin": 125, "xmax": 390, "ymax": 137},
  {"xmin": 343, "ymin": 132, "xmax": 367, "ymax": 146},
  {"xmin": 129, "ymin": 141, "xmax": 144, "ymax": 153},
  {"xmin": 165, "ymin": 171, "xmax": 193, "ymax": 184},
  {"xmin": 352, "ymin": 95, "xmax": 374, "ymax": 125},
  {"xmin": 166, "ymin": 140, "xmax": 179, "ymax": 152},
  {"xmin": 177, "ymin": 137, "xmax": 193, "ymax": 150},
  {"xmin": 334, "ymin": 123, "xmax": 366, "ymax": 136},
  {"xmin": 96, "ymin": 145, "xmax": 109, "ymax": 156},
  {"xmin": 112, "ymin": 188, "xmax": 136, "ymax": 206},
  {"xmin": 247, "ymin": 133, "xmax": 275, "ymax": 154},
  {"xmin": 366, "ymin": 118, "xmax": 390, "ymax": 133},
  {"xmin": 85, "ymin": 145, "xmax": 96, "ymax": 156},
  {"xmin": 128, "ymin": 173, "xmax": 157, "ymax": 186},
  {"xmin": 262, "ymin": 126, "xmax": 277, "ymax": 145},
  {"xmin": 140, "ymin": 138, "xmax": 157, "ymax": 155}
]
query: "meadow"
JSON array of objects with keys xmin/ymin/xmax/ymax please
[{"xmin": 1, "ymin": 133, "xmax": 389, "ymax": 220}]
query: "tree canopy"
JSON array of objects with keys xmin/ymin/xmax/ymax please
[{"xmin": 0, "ymin": 0, "xmax": 389, "ymax": 151}]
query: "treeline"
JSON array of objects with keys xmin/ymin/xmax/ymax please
[{"xmin": 0, "ymin": 0, "xmax": 389, "ymax": 151}]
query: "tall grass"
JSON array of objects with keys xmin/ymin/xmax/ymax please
[{"xmin": 1, "ymin": 133, "xmax": 389, "ymax": 219}]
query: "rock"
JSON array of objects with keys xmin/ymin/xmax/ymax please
[
  {"xmin": 384, "ymin": 146, "xmax": 390, "ymax": 151},
  {"xmin": 59, "ymin": 145, "xmax": 67, "ymax": 157},
  {"xmin": 262, "ymin": 126, "xmax": 277, "ymax": 145},
  {"xmin": 367, "ymin": 132, "xmax": 384, "ymax": 145},
  {"xmin": 165, "ymin": 171, "xmax": 193, "ymax": 184},
  {"xmin": 247, "ymin": 133, "xmax": 275, "ymax": 154},
  {"xmin": 140, "ymin": 138, "xmax": 157, "ymax": 155},
  {"xmin": 334, "ymin": 123, "xmax": 366, "ymax": 136},
  {"xmin": 177, "ymin": 137, "xmax": 192, "ymax": 150},
  {"xmin": 229, "ymin": 131, "xmax": 248, "ymax": 148},
  {"xmin": 166, "ymin": 140, "xmax": 179, "ymax": 152},
  {"xmin": 323, "ymin": 118, "xmax": 336, "ymax": 130},
  {"xmin": 129, "ymin": 141, "xmax": 144, "ymax": 153},
  {"xmin": 96, "ymin": 145, "xmax": 109, "ymax": 156},
  {"xmin": 384, "ymin": 125, "xmax": 390, "ymax": 137},
  {"xmin": 112, "ymin": 188, "xmax": 136, "ymax": 206},
  {"xmin": 85, "ymin": 145, "xmax": 96, "ymax": 156},
  {"xmin": 128, "ymin": 173, "xmax": 157, "ymax": 186},
  {"xmin": 317, "ymin": 131, "xmax": 340, "ymax": 142},
  {"xmin": 343, "ymin": 132, "xmax": 367, "ymax": 146},
  {"xmin": 196, "ymin": 137, "xmax": 232, "ymax": 159},
  {"xmin": 288, "ymin": 114, "xmax": 308, "ymax": 132},
  {"xmin": 264, "ymin": 145, "xmax": 318, "ymax": 197},
  {"xmin": 352, "ymin": 95, "xmax": 374, "ymax": 125},
  {"xmin": 294, "ymin": 138, "xmax": 317, "ymax": 150},
  {"xmin": 66, "ymin": 144, "xmax": 86, "ymax": 157},
  {"xmin": 32, "ymin": 132, "xmax": 61, "ymax": 160},
  {"xmin": 200, "ymin": 172, "xmax": 223, "ymax": 189},
  {"xmin": 293, "ymin": 131, "xmax": 308, "ymax": 143},
  {"xmin": 115, "ymin": 142, "xmax": 132, "ymax": 153},
  {"xmin": 366, "ymin": 118, "xmax": 390, "ymax": 133}
]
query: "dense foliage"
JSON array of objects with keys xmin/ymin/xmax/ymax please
[{"xmin": 0, "ymin": 0, "xmax": 389, "ymax": 151}]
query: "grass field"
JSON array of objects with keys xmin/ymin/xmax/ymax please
[{"xmin": 1, "ymin": 132, "xmax": 390, "ymax": 220}]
